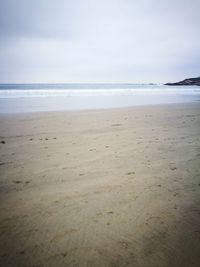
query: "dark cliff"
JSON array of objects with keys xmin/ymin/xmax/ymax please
[{"xmin": 165, "ymin": 77, "xmax": 200, "ymax": 86}]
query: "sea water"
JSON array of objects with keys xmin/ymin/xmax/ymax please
[{"xmin": 0, "ymin": 84, "xmax": 200, "ymax": 113}]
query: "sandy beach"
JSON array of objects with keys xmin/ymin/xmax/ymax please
[{"xmin": 0, "ymin": 103, "xmax": 200, "ymax": 267}]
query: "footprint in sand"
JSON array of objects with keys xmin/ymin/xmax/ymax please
[
  {"xmin": 61, "ymin": 252, "xmax": 68, "ymax": 257},
  {"xmin": 170, "ymin": 167, "xmax": 177, "ymax": 171},
  {"xmin": 12, "ymin": 180, "xmax": 30, "ymax": 184},
  {"xmin": 0, "ymin": 162, "xmax": 10, "ymax": 166},
  {"xmin": 126, "ymin": 171, "xmax": 135, "ymax": 175},
  {"xmin": 12, "ymin": 180, "xmax": 23, "ymax": 184},
  {"xmin": 106, "ymin": 211, "xmax": 114, "ymax": 214},
  {"xmin": 18, "ymin": 250, "xmax": 25, "ymax": 255},
  {"xmin": 118, "ymin": 240, "xmax": 129, "ymax": 249}
]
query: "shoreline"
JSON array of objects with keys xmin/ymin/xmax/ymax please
[
  {"xmin": 0, "ymin": 86, "xmax": 200, "ymax": 114},
  {"xmin": 0, "ymin": 100, "xmax": 200, "ymax": 116}
]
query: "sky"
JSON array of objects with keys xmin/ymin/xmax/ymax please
[{"xmin": 0, "ymin": 0, "xmax": 199, "ymax": 83}]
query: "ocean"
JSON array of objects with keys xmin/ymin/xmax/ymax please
[{"xmin": 0, "ymin": 83, "xmax": 200, "ymax": 113}]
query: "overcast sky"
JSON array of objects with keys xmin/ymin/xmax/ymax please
[{"xmin": 0, "ymin": 0, "xmax": 199, "ymax": 83}]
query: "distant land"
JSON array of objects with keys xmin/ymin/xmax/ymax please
[{"xmin": 165, "ymin": 77, "xmax": 200, "ymax": 86}]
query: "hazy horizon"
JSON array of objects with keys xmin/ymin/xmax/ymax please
[
  {"xmin": 0, "ymin": 0, "xmax": 200, "ymax": 84},
  {"xmin": 0, "ymin": 78, "xmax": 199, "ymax": 85}
]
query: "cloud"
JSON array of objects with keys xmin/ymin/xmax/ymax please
[{"xmin": 0, "ymin": 0, "xmax": 200, "ymax": 83}]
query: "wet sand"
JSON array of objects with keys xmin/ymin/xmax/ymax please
[{"xmin": 0, "ymin": 103, "xmax": 200, "ymax": 267}]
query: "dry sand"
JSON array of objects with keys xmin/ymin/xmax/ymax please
[{"xmin": 0, "ymin": 103, "xmax": 200, "ymax": 267}]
